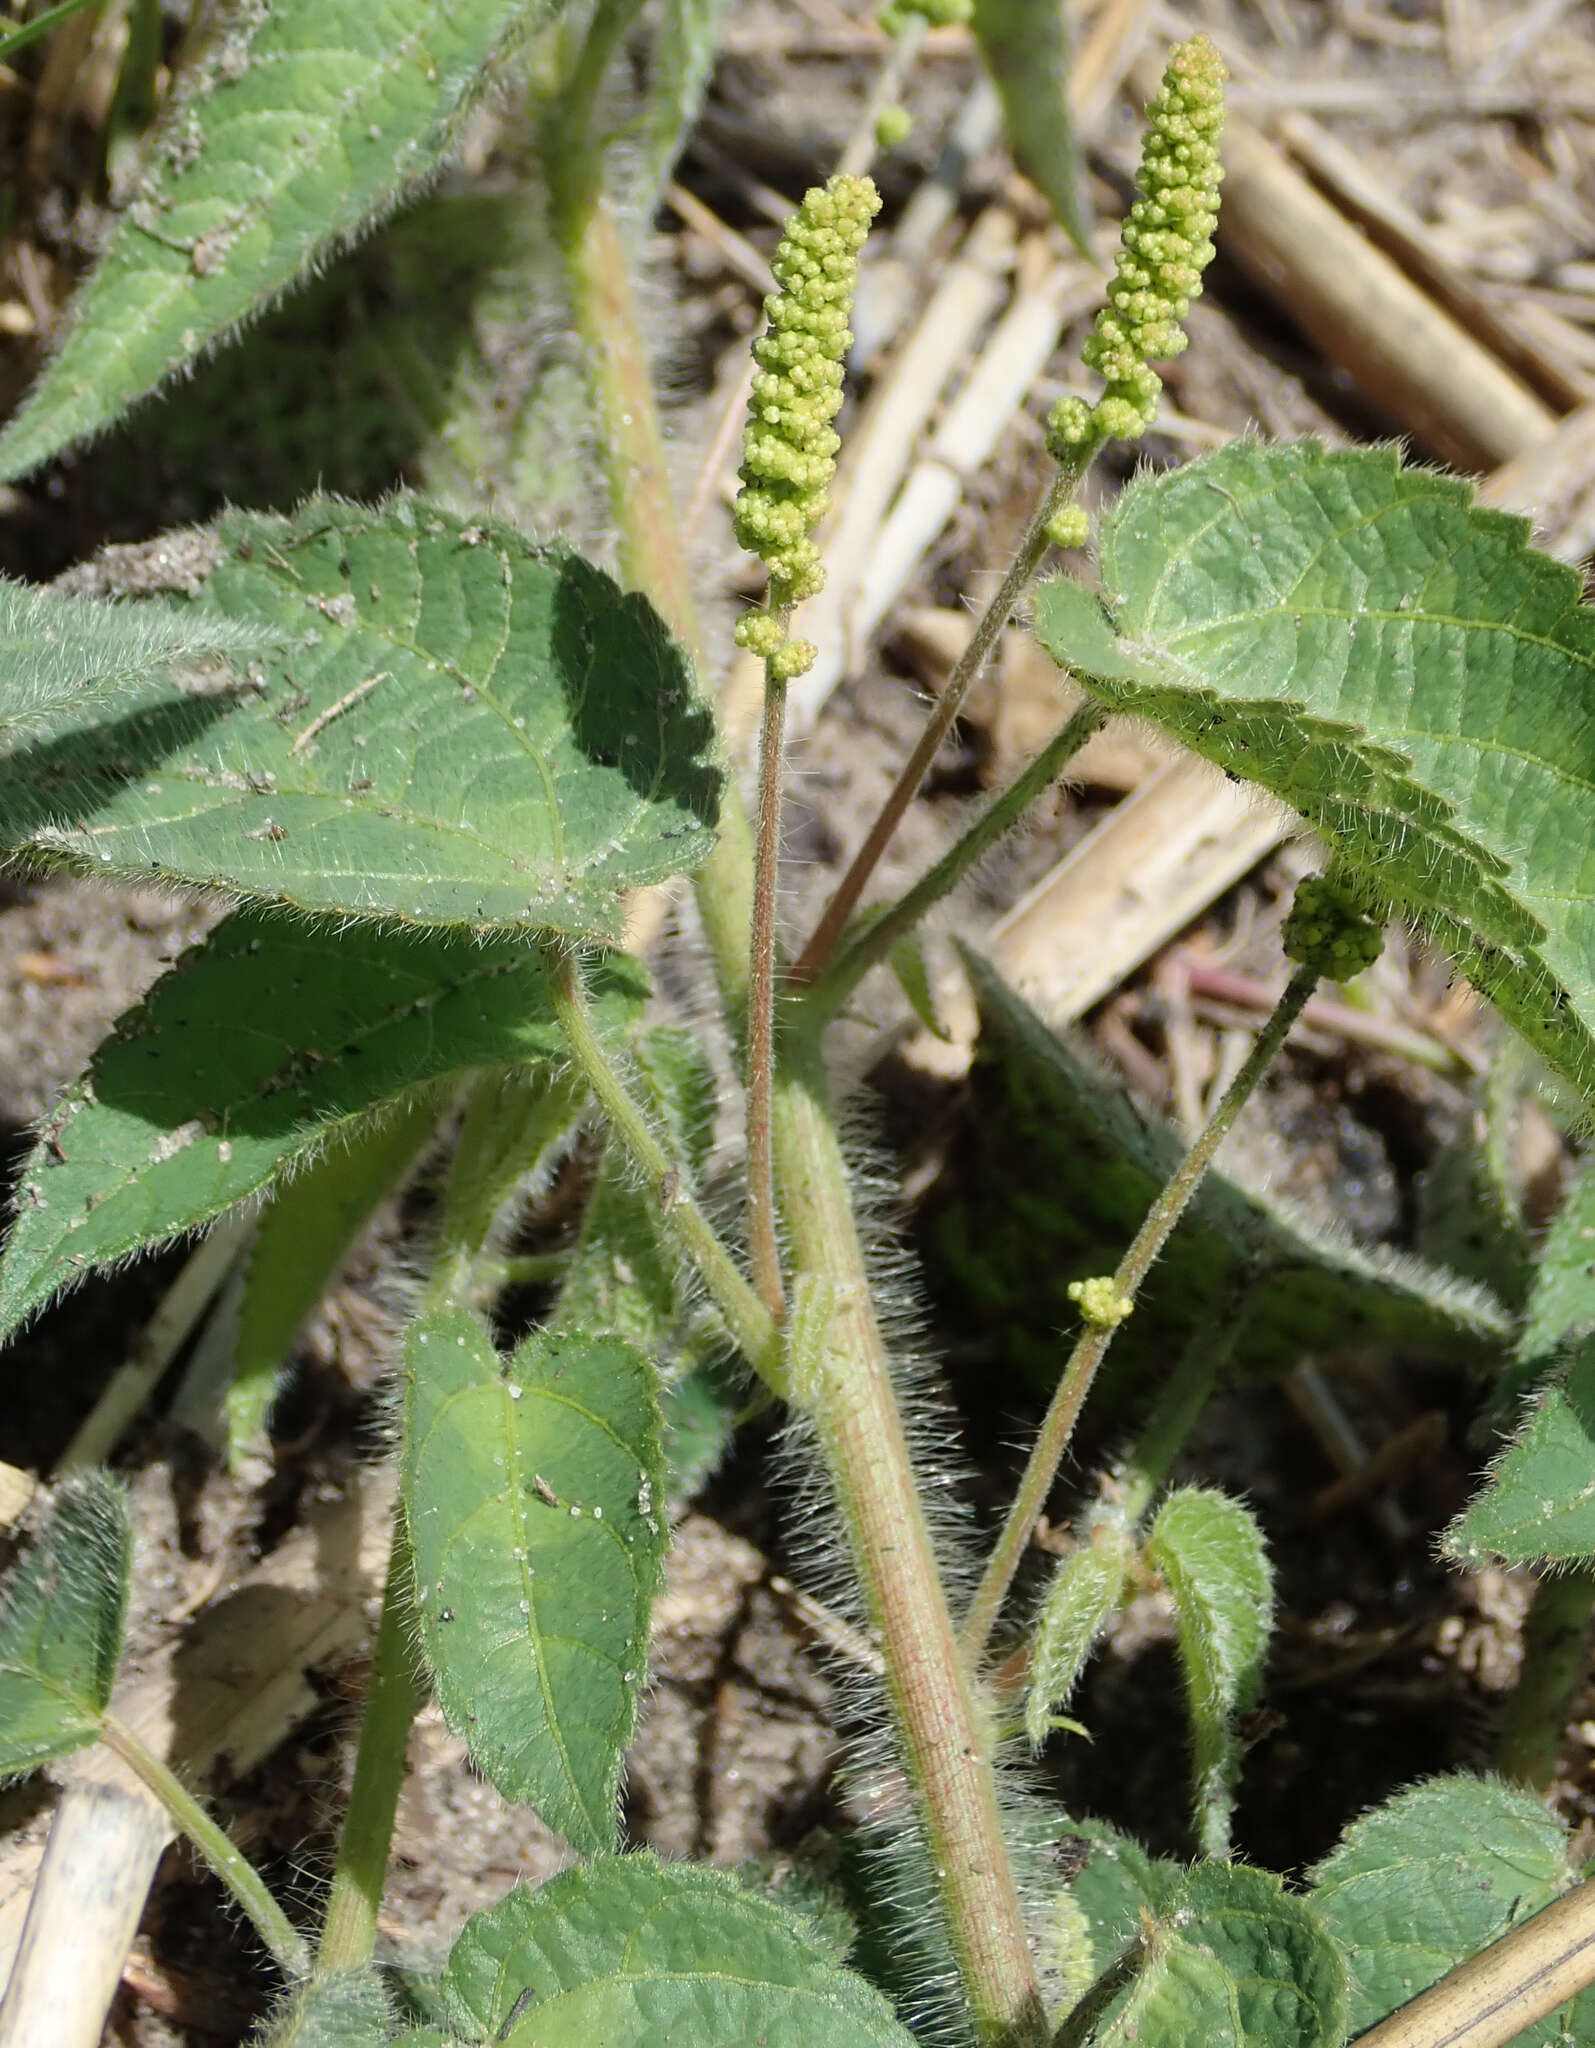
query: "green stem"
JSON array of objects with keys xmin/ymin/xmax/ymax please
[
  {"xmin": 543, "ymin": 947, "xmax": 783, "ymax": 1389},
  {"xmin": 747, "ymin": 656, "xmax": 791, "ymax": 1320},
  {"xmin": 1498, "ymin": 1567, "xmax": 1595, "ymax": 1792},
  {"xmin": 97, "ymin": 1713, "xmax": 308, "ymax": 1980},
  {"xmin": 789, "ymin": 457, "xmax": 1090, "ymax": 987},
  {"xmin": 776, "ymin": 1028, "xmax": 1048, "ymax": 2047},
  {"xmin": 1115, "ymin": 1293, "xmax": 1251, "ymax": 1526},
  {"xmin": 961, "ymin": 962, "xmax": 1319, "ymax": 1664},
  {"xmin": 805, "ymin": 701, "xmax": 1107, "ymax": 1023},
  {"xmin": 316, "ymin": 1527, "xmax": 423, "ymax": 1973}
]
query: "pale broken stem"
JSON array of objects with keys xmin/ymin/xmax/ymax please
[
  {"xmin": 97, "ymin": 1715, "xmax": 308, "ymax": 1980},
  {"xmin": 790, "ymin": 456, "xmax": 1088, "ymax": 986},
  {"xmin": 806, "ymin": 699, "xmax": 1106, "ymax": 1023},
  {"xmin": 777, "ymin": 1031, "xmax": 1048, "ymax": 2047},
  {"xmin": 1353, "ymin": 1871, "xmax": 1595, "ymax": 2048},
  {"xmin": 960, "ymin": 962, "xmax": 1319, "ymax": 1665},
  {"xmin": 748, "ymin": 655, "xmax": 792, "ymax": 1320},
  {"xmin": 543, "ymin": 947, "xmax": 783, "ymax": 1390}
]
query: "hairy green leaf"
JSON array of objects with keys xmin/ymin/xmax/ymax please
[
  {"xmin": 1034, "ymin": 441, "xmax": 1595, "ymax": 1105},
  {"xmin": 1088, "ymin": 1862, "xmax": 1346, "ymax": 2048},
  {"xmin": 0, "ymin": 0, "xmax": 552, "ymax": 479},
  {"xmin": 413, "ymin": 1854, "xmax": 916, "ymax": 2046},
  {"xmin": 1025, "ymin": 1514, "xmax": 1133, "ymax": 1748},
  {"xmin": 1145, "ymin": 1487, "xmax": 1274, "ymax": 1860},
  {"xmin": 1520, "ymin": 1149, "xmax": 1595, "ymax": 1368},
  {"xmin": 930, "ymin": 955, "xmax": 1510, "ymax": 1390},
  {"xmin": 22, "ymin": 501, "xmax": 720, "ymax": 935},
  {"xmin": 0, "ymin": 1474, "xmax": 130, "ymax": 1778},
  {"xmin": 971, "ymin": 0, "xmax": 1090, "ymax": 251},
  {"xmin": 255, "ymin": 1969, "xmax": 394, "ymax": 2048},
  {"xmin": 223, "ymin": 1094, "xmax": 442, "ymax": 1469},
  {"xmin": 402, "ymin": 1311, "xmax": 666, "ymax": 1851},
  {"xmin": 0, "ymin": 576, "xmax": 264, "ymax": 743},
  {"xmin": 1310, "ymin": 1774, "xmax": 1593, "ymax": 2041},
  {"xmin": 1445, "ymin": 1334, "xmax": 1595, "ymax": 1564},
  {"xmin": 628, "ymin": 0, "xmax": 729, "ymax": 223},
  {"xmin": 0, "ymin": 911, "xmax": 645, "ymax": 1342}
]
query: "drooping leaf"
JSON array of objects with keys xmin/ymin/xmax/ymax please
[
  {"xmin": 627, "ymin": 0, "xmax": 730, "ymax": 224},
  {"xmin": 0, "ymin": 911, "xmax": 645, "ymax": 1342},
  {"xmin": 0, "ymin": 1474, "xmax": 131, "ymax": 1778},
  {"xmin": 1025, "ymin": 1514, "xmax": 1133, "ymax": 1748},
  {"xmin": 928, "ymin": 955, "xmax": 1509, "ymax": 1391},
  {"xmin": 1445, "ymin": 1334, "xmax": 1595, "ymax": 1565},
  {"xmin": 19, "ymin": 501, "xmax": 721, "ymax": 936},
  {"xmin": 223, "ymin": 1093, "xmax": 443, "ymax": 1469},
  {"xmin": 971, "ymin": 0, "xmax": 1090, "ymax": 251},
  {"xmin": 1033, "ymin": 441, "xmax": 1595, "ymax": 1106},
  {"xmin": 1309, "ymin": 1774, "xmax": 1594, "ymax": 2042},
  {"xmin": 410, "ymin": 1854, "xmax": 917, "ymax": 2046},
  {"xmin": 1087, "ymin": 1861, "xmax": 1346, "ymax": 2048},
  {"xmin": 1145, "ymin": 1487, "xmax": 1274, "ymax": 1860},
  {"xmin": 402, "ymin": 1310, "xmax": 667, "ymax": 1851},
  {"xmin": 0, "ymin": 0, "xmax": 553, "ymax": 479},
  {"xmin": 255, "ymin": 1969, "xmax": 394, "ymax": 2048},
  {"xmin": 0, "ymin": 575, "xmax": 265, "ymax": 742}
]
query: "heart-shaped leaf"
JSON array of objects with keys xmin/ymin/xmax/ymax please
[
  {"xmin": 402, "ymin": 1311, "xmax": 666, "ymax": 1851},
  {"xmin": 21, "ymin": 500, "xmax": 720, "ymax": 938},
  {"xmin": 1034, "ymin": 441, "xmax": 1595, "ymax": 1106}
]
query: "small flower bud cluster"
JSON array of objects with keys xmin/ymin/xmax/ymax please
[
  {"xmin": 1282, "ymin": 871, "xmax": 1387, "ymax": 982},
  {"xmin": 733, "ymin": 174, "xmax": 881, "ymax": 678},
  {"xmin": 1068, "ymin": 1275, "xmax": 1134, "ymax": 1330},
  {"xmin": 1047, "ymin": 35, "xmax": 1225, "ymax": 461}
]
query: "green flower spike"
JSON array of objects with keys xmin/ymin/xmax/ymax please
[
  {"xmin": 733, "ymin": 173, "xmax": 881, "ymax": 680},
  {"xmin": 1047, "ymin": 33, "xmax": 1226, "ymax": 459},
  {"xmin": 1283, "ymin": 871, "xmax": 1388, "ymax": 984}
]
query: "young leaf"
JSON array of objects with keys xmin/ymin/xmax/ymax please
[
  {"xmin": 402, "ymin": 1310, "xmax": 667, "ymax": 1852},
  {"xmin": 0, "ymin": 911, "xmax": 645, "ymax": 1342},
  {"xmin": 971, "ymin": 0, "xmax": 1090, "ymax": 252},
  {"xmin": 0, "ymin": 576, "xmax": 265, "ymax": 739},
  {"xmin": 1025, "ymin": 1514, "xmax": 1134, "ymax": 1748},
  {"xmin": 408, "ymin": 1854, "xmax": 917, "ymax": 2046},
  {"xmin": 931, "ymin": 955, "xmax": 1510, "ymax": 1391},
  {"xmin": 0, "ymin": 1473, "xmax": 131, "ymax": 1778},
  {"xmin": 1519, "ymin": 1148, "xmax": 1595, "ymax": 1369},
  {"xmin": 1033, "ymin": 441, "xmax": 1595, "ymax": 1107},
  {"xmin": 0, "ymin": 0, "xmax": 551, "ymax": 480},
  {"xmin": 1145, "ymin": 1487, "xmax": 1274, "ymax": 1860},
  {"xmin": 223, "ymin": 1093, "xmax": 442, "ymax": 1468},
  {"xmin": 1309, "ymin": 1773, "xmax": 1594, "ymax": 2041},
  {"xmin": 1445, "ymin": 1333, "xmax": 1595, "ymax": 1565},
  {"xmin": 626, "ymin": 0, "xmax": 730, "ymax": 224},
  {"xmin": 255, "ymin": 1969, "xmax": 394, "ymax": 2048},
  {"xmin": 1086, "ymin": 1861, "xmax": 1346, "ymax": 2048},
  {"xmin": 21, "ymin": 501, "xmax": 720, "ymax": 937}
]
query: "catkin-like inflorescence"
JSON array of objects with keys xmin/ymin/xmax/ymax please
[
  {"xmin": 1283, "ymin": 871, "xmax": 1387, "ymax": 982},
  {"xmin": 733, "ymin": 173, "xmax": 881, "ymax": 678},
  {"xmin": 1047, "ymin": 34, "xmax": 1225, "ymax": 460}
]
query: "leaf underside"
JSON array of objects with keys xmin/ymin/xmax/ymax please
[
  {"xmin": 402, "ymin": 1311, "xmax": 667, "ymax": 1853},
  {"xmin": 1033, "ymin": 441, "xmax": 1595, "ymax": 1107},
  {"xmin": 0, "ymin": 1473, "xmax": 131, "ymax": 1778},
  {"xmin": 0, "ymin": 909, "xmax": 645, "ymax": 1341},
  {"xmin": 0, "ymin": 0, "xmax": 551, "ymax": 480},
  {"xmin": 412, "ymin": 1854, "xmax": 917, "ymax": 2046},
  {"xmin": 16, "ymin": 499, "xmax": 720, "ymax": 937},
  {"xmin": 1310, "ymin": 1774, "xmax": 1594, "ymax": 2042}
]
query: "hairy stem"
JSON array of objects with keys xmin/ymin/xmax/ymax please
[
  {"xmin": 1498, "ymin": 1567, "xmax": 1595, "ymax": 1792},
  {"xmin": 961, "ymin": 962, "xmax": 1319, "ymax": 1664},
  {"xmin": 543, "ymin": 947, "xmax": 783, "ymax": 1388},
  {"xmin": 316, "ymin": 1527, "xmax": 423, "ymax": 1974},
  {"xmin": 777, "ymin": 1028, "xmax": 1048, "ymax": 2046},
  {"xmin": 806, "ymin": 701, "xmax": 1106, "ymax": 1023},
  {"xmin": 790, "ymin": 458, "xmax": 1088, "ymax": 986},
  {"xmin": 748, "ymin": 658, "xmax": 790, "ymax": 1319},
  {"xmin": 97, "ymin": 1714, "xmax": 308, "ymax": 1980}
]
